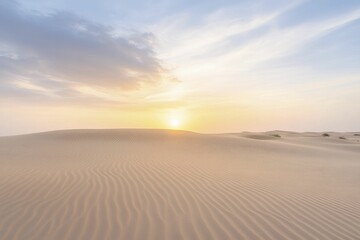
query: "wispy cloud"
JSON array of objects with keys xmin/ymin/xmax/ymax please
[
  {"xmin": 153, "ymin": 1, "xmax": 302, "ymax": 62},
  {"xmin": 149, "ymin": 1, "xmax": 360, "ymax": 103}
]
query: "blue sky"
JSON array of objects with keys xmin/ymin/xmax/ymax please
[{"xmin": 1, "ymin": 0, "xmax": 360, "ymax": 135}]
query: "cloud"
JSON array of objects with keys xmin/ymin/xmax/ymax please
[
  {"xmin": 151, "ymin": 1, "xmax": 360, "ymax": 94},
  {"xmin": 0, "ymin": 1, "xmax": 173, "ymax": 101}
]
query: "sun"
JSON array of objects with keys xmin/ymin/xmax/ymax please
[
  {"xmin": 169, "ymin": 118, "xmax": 181, "ymax": 128},
  {"xmin": 165, "ymin": 109, "xmax": 186, "ymax": 129}
]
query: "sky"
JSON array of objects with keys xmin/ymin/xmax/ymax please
[{"xmin": 1, "ymin": 0, "xmax": 360, "ymax": 135}]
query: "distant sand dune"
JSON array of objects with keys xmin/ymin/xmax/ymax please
[{"xmin": 0, "ymin": 129, "xmax": 360, "ymax": 239}]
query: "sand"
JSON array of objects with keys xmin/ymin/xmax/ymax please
[{"xmin": 0, "ymin": 129, "xmax": 359, "ymax": 240}]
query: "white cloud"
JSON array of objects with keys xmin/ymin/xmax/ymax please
[{"xmin": 0, "ymin": 1, "xmax": 174, "ymax": 101}]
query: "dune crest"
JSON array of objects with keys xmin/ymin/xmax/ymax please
[{"xmin": 0, "ymin": 129, "xmax": 360, "ymax": 240}]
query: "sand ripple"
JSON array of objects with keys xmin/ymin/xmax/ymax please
[{"xmin": 0, "ymin": 130, "xmax": 359, "ymax": 239}]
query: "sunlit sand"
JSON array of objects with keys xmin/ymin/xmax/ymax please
[{"xmin": 1, "ymin": 129, "xmax": 359, "ymax": 240}]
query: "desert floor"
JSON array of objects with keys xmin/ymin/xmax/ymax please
[{"xmin": 0, "ymin": 129, "xmax": 359, "ymax": 240}]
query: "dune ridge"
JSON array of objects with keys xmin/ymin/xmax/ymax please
[{"xmin": 0, "ymin": 129, "xmax": 360, "ymax": 240}]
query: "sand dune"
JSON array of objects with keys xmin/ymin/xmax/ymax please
[{"xmin": 0, "ymin": 129, "xmax": 359, "ymax": 240}]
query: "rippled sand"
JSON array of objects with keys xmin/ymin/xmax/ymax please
[{"xmin": 0, "ymin": 129, "xmax": 359, "ymax": 240}]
